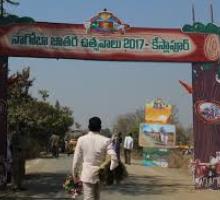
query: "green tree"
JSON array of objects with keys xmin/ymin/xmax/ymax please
[
  {"xmin": 8, "ymin": 67, "xmax": 74, "ymax": 157},
  {"xmin": 8, "ymin": 67, "xmax": 34, "ymax": 129},
  {"xmin": 39, "ymin": 89, "xmax": 49, "ymax": 101},
  {"xmin": 0, "ymin": 0, "xmax": 19, "ymax": 17}
]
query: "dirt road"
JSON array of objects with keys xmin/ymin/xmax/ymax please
[{"xmin": 0, "ymin": 154, "xmax": 219, "ymax": 199}]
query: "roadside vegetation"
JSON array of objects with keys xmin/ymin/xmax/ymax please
[
  {"xmin": 113, "ymin": 106, "xmax": 193, "ymax": 168},
  {"xmin": 8, "ymin": 67, "xmax": 74, "ymax": 158}
]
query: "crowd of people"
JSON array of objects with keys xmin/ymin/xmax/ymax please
[{"xmin": 4, "ymin": 116, "xmax": 134, "ymax": 199}]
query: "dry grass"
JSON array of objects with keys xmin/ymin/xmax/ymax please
[{"xmin": 168, "ymin": 150, "xmax": 191, "ymax": 169}]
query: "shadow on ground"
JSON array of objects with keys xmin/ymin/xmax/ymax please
[
  {"xmin": 0, "ymin": 172, "xmax": 72, "ymax": 200},
  {"xmin": 104, "ymin": 174, "xmax": 193, "ymax": 196},
  {"xmin": 0, "ymin": 168, "xmax": 193, "ymax": 199}
]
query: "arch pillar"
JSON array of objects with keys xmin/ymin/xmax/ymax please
[
  {"xmin": 0, "ymin": 56, "xmax": 8, "ymax": 188},
  {"xmin": 192, "ymin": 62, "xmax": 220, "ymax": 162}
]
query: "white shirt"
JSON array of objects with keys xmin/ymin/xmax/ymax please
[
  {"xmin": 72, "ymin": 131, "xmax": 118, "ymax": 184},
  {"xmin": 123, "ymin": 136, "xmax": 134, "ymax": 150}
]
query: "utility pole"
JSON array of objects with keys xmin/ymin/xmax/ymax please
[
  {"xmin": 209, "ymin": 0, "xmax": 214, "ymax": 23},
  {"xmin": 192, "ymin": 3, "xmax": 196, "ymax": 23}
]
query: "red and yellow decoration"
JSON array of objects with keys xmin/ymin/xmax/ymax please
[
  {"xmin": 145, "ymin": 99, "xmax": 172, "ymax": 124},
  {"xmin": 0, "ymin": 10, "xmax": 219, "ymax": 62}
]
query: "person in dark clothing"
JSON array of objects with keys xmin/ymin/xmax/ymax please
[
  {"xmin": 10, "ymin": 122, "xmax": 26, "ymax": 190},
  {"xmin": 49, "ymin": 134, "xmax": 60, "ymax": 158},
  {"xmin": 112, "ymin": 132, "xmax": 122, "ymax": 161}
]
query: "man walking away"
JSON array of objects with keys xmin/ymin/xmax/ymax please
[
  {"xmin": 72, "ymin": 116, "xmax": 118, "ymax": 200},
  {"xmin": 49, "ymin": 134, "xmax": 60, "ymax": 158},
  {"xmin": 123, "ymin": 133, "xmax": 134, "ymax": 165}
]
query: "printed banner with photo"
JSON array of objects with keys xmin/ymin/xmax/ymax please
[
  {"xmin": 143, "ymin": 148, "xmax": 170, "ymax": 167},
  {"xmin": 145, "ymin": 98, "xmax": 172, "ymax": 124},
  {"xmin": 139, "ymin": 123, "xmax": 176, "ymax": 148}
]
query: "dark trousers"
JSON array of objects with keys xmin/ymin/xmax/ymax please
[
  {"xmin": 51, "ymin": 146, "xmax": 59, "ymax": 158},
  {"xmin": 124, "ymin": 149, "xmax": 131, "ymax": 164},
  {"xmin": 12, "ymin": 158, "xmax": 25, "ymax": 188}
]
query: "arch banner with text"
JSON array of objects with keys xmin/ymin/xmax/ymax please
[
  {"xmin": 1, "ymin": 10, "xmax": 220, "ymax": 188},
  {"xmin": 0, "ymin": 23, "xmax": 219, "ymax": 62}
]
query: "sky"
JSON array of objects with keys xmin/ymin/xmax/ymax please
[{"xmin": 6, "ymin": 0, "xmax": 220, "ymax": 129}]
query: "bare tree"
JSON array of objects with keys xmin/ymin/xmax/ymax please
[
  {"xmin": 75, "ymin": 122, "xmax": 81, "ymax": 129},
  {"xmin": 113, "ymin": 108, "xmax": 144, "ymax": 149}
]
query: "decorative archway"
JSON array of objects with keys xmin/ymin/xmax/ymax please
[{"xmin": 0, "ymin": 9, "xmax": 220, "ymax": 185}]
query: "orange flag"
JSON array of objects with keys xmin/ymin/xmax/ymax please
[{"xmin": 179, "ymin": 80, "xmax": 192, "ymax": 94}]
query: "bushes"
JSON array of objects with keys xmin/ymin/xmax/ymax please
[
  {"xmin": 24, "ymin": 137, "xmax": 42, "ymax": 159},
  {"xmin": 168, "ymin": 150, "xmax": 191, "ymax": 168},
  {"xmin": 8, "ymin": 67, "xmax": 74, "ymax": 159}
]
